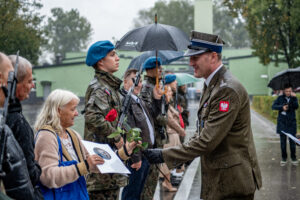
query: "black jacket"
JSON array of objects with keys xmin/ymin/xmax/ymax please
[
  {"xmin": 6, "ymin": 99, "xmax": 43, "ymax": 199},
  {"xmin": 120, "ymin": 88, "xmax": 160, "ymax": 163},
  {"xmin": 1, "ymin": 125, "xmax": 35, "ymax": 200},
  {"xmin": 272, "ymin": 95, "xmax": 299, "ymax": 135}
]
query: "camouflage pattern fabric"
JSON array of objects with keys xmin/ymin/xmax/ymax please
[
  {"xmin": 140, "ymin": 75, "xmax": 167, "ymax": 199},
  {"xmin": 140, "ymin": 75, "xmax": 167, "ymax": 148},
  {"xmin": 89, "ymin": 188, "xmax": 119, "ymax": 200},
  {"xmin": 84, "ymin": 69, "xmax": 128, "ymax": 192},
  {"xmin": 141, "ymin": 164, "xmax": 159, "ymax": 200}
]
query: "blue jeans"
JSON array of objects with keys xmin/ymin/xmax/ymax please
[
  {"xmin": 280, "ymin": 133, "xmax": 296, "ymax": 160},
  {"xmin": 121, "ymin": 157, "xmax": 150, "ymax": 200}
]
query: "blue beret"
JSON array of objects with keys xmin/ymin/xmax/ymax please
[
  {"xmin": 165, "ymin": 74, "xmax": 176, "ymax": 84},
  {"xmin": 86, "ymin": 40, "xmax": 115, "ymax": 66},
  {"xmin": 143, "ymin": 56, "xmax": 162, "ymax": 70}
]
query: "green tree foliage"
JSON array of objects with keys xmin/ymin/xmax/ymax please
[
  {"xmin": 223, "ymin": 0, "xmax": 300, "ymax": 68},
  {"xmin": 0, "ymin": 0, "xmax": 44, "ymax": 64},
  {"xmin": 213, "ymin": 1, "xmax": 250, "ymax": 48},
  {"xmin": 133, "ymin": 0, "xmax": 249, "ymax": 48},
  {"xmin": 133, "ymin": 0, "xmax": 194, "ymax": 35},
  {"xmin": 44, "ymin": 8, "xmax": 92, "ymax": 59}
]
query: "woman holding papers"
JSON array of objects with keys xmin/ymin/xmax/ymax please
[{"xmin": 34, "ymin": 89, "xmax": 137, "ymax": 200}]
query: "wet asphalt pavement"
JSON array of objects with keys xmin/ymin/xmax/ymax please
[{"xmin": 22, "ymin": 100, "xmax": 300, "ymax": 200}]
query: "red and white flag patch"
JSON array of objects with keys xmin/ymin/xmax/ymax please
[{"xmin": 219, "ymin": 101, "xmax": 229, "ymax": 112}]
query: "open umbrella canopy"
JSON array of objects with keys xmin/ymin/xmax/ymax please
[
  {"xmin": 127, "ymin": 50, "xmax": 184, "ymax": 71},
  {"xmin": 267, "ymin": 67, "xmax": 300, "ymax": 90},
  {"xmin": 175, "ymin": 73, "xmax": 201, "ymax": 86},
  {"xmin": 115, "ymin": 23, "xmax": 189, "ymax": 52}
]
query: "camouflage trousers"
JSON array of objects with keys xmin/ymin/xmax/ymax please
[
  {"xmin": 141, "ymin": 164, "xmax": 159, "ymax": 200},
  {"xmin": 89, "ymin": 188, "xmax": 120, "ymax": 200}
]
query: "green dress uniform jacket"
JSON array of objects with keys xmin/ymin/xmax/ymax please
[
  {"xmin": 84, "ymin": 69, "xmax": 127, "ymax": 192},
  {"xmin": 162, "ymin": 66, "xmax": 262, "ymax": 200}
]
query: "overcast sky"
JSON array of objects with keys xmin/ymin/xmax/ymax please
[{"xmin": 40, "ymin": 0, "xmax": 161, "ymax": 46}]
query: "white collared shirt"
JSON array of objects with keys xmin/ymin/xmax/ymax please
[
  {"xmin": 205, "ymin": 64, "xmax": 223, "ymax": 87},
  {"xmin": 131, "ymin": 94, "xmax": 155, "ymax": 145}
]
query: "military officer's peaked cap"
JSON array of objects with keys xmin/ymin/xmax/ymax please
[
  {"xmin": 165, "ymin": 74, "xmax": 176, "ymax": 84},
  {"xmin": 143, "ymin": 56, "xmax": 162, "ymax": 70},
  {"xmin": 86, "ymin": 40, "xmax": 115, "ymax": 66},
  {"xmin": 184, "ymin": 31, "xmax": 225, "ymax": 57}
]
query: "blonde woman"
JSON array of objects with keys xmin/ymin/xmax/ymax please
[{"xmin": 34, "ymin": 89, "xmax": 136, "ymax": 199}]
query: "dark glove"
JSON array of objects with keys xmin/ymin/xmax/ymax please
[{"xmin": 143, "ymin": 149, "xmax": 164, "ymax": 164}]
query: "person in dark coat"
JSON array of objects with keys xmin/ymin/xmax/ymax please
[
  {"xmin": 0, "ymin": 52, "xmax": 35, "ymax": 199},
  {"xmin": 120, "ymin": 69, "xmax": 162, "ymax": 200},
  {"xmin": 7, "ymin": 55, "xmax": 43, "ymax": 199},
  {"xmin": 272, "ymin": 84, "xmax": 299, "ymax": 166}
]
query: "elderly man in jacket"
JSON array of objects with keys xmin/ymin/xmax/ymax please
[
  {"xmin": 6, "ymin": 55, "xmax": 43, "ymax": 199},
  {"xmin": 0, "ymin": 52, "xmax": 35, "ymax": 199},
  {"xmin": 144, "ymin": 31, "xmax": 262, "ymax": 200},
  {"xmin": 120, "ymin": 68, "xmax": 162, "ymax": 200}
]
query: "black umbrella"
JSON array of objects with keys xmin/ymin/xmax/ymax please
[
  {"xmin": 127, "ymin": 50, "xmax": 184, "ymax": 70},
  {"xmin": 116, "ymin": 14, "xmax": 189, "ymax": 86},
  {"xmin": 115, "ymin": 22, "xmax": 189, "ymax": 52},
  {"xmin": 267, "ymin": 66, "xmax": 300, "ymax": 90}
]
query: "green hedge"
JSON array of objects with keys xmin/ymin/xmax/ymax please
[{"xmin": 252, "ymin": 95, "xmax": 300, "ymax": 133}]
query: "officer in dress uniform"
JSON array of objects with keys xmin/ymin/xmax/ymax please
[{"xmin": 144, "ymin": 31, "xmax": 262, "ymax": 200}]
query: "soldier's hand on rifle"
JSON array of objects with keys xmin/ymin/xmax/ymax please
[{"xmin": 114, "ymin": 137, "xmax": 124, "ymax": 149}]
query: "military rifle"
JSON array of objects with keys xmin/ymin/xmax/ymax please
[
  {"xmin": 117, "ymin": 64, "xmax": 144, "ymax": 131},
  {"xmin": 0, "ymin": 51, "xmax": 19, "ymax": 176}
]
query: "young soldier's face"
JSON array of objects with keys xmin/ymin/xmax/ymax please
[{"xmin": 100, "ymin": 50, "xmax": 119, "ymax": 73}]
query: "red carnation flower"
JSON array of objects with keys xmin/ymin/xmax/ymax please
[{"xmin": 105, "ymin": 109, "xmax": 118, "ymax": 122}]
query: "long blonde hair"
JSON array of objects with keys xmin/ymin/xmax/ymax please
[{"xmin": 34, "ymin": 89, "xmax": 79, "ymax": 133}]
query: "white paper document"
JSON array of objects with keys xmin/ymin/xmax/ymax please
[
  {"xmin": 281, "ymin": 131, "xmax": 300, "ymax": 145},
  {"xmin": 81, "ymin": 140, "xmax": 131, "ymax": 174}
]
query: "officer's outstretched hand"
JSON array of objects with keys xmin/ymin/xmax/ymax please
[{"xmin": 143, "ymin": 149, "xmax": 164, "ymax": 164}]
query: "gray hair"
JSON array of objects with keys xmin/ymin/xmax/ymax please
[
  {"xmin": 34, "ymin": 89, "xmax": 80, "ymax": 133},
  {"xmin": 8, "ymin": 55, "xmax": 32, "ymax": 82}
]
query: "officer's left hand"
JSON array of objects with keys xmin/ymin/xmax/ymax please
[{"xmin": 143, "ymin": 149, "xmax": 164, "ymax": 164}]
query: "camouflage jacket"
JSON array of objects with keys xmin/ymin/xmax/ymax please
[
  {"xmin": 84, "ymin": 69, "xmax": 127, "ymax": 191},
  {"xmin": 140, "ymin": 75, "xmax": 167, "ymax": 147}
]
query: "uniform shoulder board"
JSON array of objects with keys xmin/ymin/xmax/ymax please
[{"xmin": 220, "ymin": 80, "xmax": 227, "ymax": 87}]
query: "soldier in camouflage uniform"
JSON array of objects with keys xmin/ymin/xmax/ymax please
[
  {"xmin": 84, "ymin": 41, "xmax": 132, "ymax": 200},
  {"xmin": 140, "ymin": 57, "xmax": 167, "ymax": 200}
]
